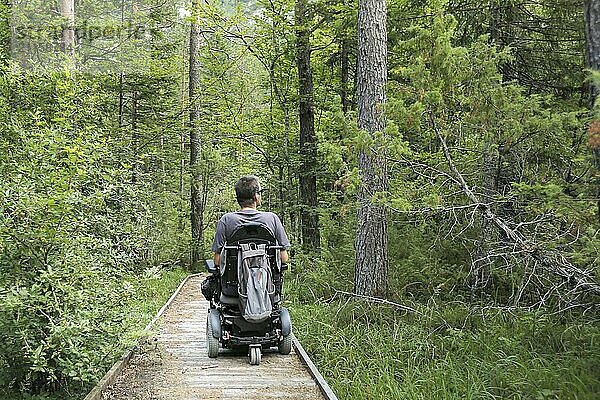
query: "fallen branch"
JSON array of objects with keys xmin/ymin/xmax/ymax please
[
  {"xmin": 429, "ymin": 112, "xmax": 600, "ymax": 298},
  {"xmin": 334, "ymin": 290, "xmax": 422, "ymax": 314}
]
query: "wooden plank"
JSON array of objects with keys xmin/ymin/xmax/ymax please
[{"xmin": 94, "ymin": 274, "xmax": 337, "ymax": 400}]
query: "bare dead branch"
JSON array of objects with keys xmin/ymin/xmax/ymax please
[
  {"xmin": 429, "ymin": 111, "xmax": 600, "ymax": 299},
  {"xmin": 334, "ymin": 290, "xmax": 422, "ymax": 314}
]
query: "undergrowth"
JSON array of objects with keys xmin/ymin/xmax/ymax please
[
  {"xmin": 0, "ymin": 267, "xmax": 188, "ymax": 400},
  {"xmin": 286, "ymin": 266, "xmax": 600, "ymax": 400}
]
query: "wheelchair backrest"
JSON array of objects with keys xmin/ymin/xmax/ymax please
[{"xmin": 228, "ymin": 224, "xmax": 276, "ymax": 244}]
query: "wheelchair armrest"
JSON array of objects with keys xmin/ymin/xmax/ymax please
[{"xmin": 205, "ymin": 259, "xmax": 218, "ymax": 273}]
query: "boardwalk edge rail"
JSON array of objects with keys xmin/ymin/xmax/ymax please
[
  {"xmin": 83, "ymin": 273, "xmax": 199, "ymax": 400},
  {"xmin": 292, "ymin": 337, "xmax": 339, "ymax": 400},
  {"xmin": 84, "ymin": 273, "xmax": 338, "ymax": 400}
]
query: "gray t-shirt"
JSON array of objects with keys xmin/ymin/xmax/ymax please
[{"xmin": 211, "ymin": 209, "xmax": 291, "ymax": 253}]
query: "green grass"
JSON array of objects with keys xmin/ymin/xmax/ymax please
[
  {"xmin": 71, "ymin": 266, "xmax": 189, "ymax": 399},
  {"xmin": 284, "ymin": 231, "xmax": 600, "ymax": 400},
  {"xmin": 119, "ymin": 266, "xmax": 190, "ymax": 342},
  {"xmin": 6, "ymin": 253, "xmax": 597, "ymax": 400},
  {"xmin": 289, "ymin": 298, "xmax": 600, "ymax": 400}
]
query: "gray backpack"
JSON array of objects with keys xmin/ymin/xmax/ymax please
[{"xmin": 238, "ymin": 243, "xmax": 275, "ymax": 322}]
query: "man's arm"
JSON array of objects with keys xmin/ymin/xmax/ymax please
[
  {"xmin": 271, "ymin": 213, "xmax": 291, "ymax": 263},
  {"xmin": 211, "ymin": 217, "xmax": 226, "ymax": 269}
]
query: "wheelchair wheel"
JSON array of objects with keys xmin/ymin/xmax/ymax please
[
  {"xmin": 206, "ymin": 316, "xmax": 219, "ymax": 358},
  {"xmin": 249, "ymin": 345, "xmax": 261, "ymax": 365},
  {"xmin": 278, "ymin": 334, "xmax": 292, "ymax": 355}
]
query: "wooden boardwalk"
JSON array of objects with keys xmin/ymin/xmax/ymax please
[{"xmin": 92, "ymin": 275, "xmax": 330, "ymax": 400}]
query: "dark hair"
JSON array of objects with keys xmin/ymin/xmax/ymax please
[{"xmin": 235, "ymin": 175, "xmax": 261, "ymax": 207}]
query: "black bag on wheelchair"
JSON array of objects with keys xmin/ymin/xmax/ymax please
[{"xmin": 201, "ymin": 275, "xmax": 218, "ymax": 301}]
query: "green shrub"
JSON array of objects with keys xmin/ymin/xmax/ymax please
[{"xmin": 0, "ymin": 70, "xmax": 189, "ymax": 397}]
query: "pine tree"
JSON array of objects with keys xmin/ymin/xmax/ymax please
[
  {"xmin": 190, "ymin": 0, "xmax": 204, "ymax": 266},
  {"xmin": 585, "ymin": 0, "xmax": 600, "ymax": 221},
  {"xmin": 355, "ymin": 0, "xmax": 388, "ymax": 297}
]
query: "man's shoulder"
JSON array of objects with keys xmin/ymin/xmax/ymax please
[
  {"xmin": 258, "ymin": 211, "xmax": 282, "ymax": 222},
  {"xmin": 217, "ymin": 211, "xmax": 241, "ymax": 227},
  {"xmin": 259, "ymin": 210, "xmax": 277, "ymax": 217},
  {"xmin": 220, "ymin": 210, "xmax": 280, "ymax": 223},
  {"xmin": 220, "ymin": 210, "xmax": 250, "ymax": 218}
]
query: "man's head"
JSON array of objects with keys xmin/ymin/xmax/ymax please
[{"xmin": 235, "ymin": 175, "xmax": 262, "ymax": 208}]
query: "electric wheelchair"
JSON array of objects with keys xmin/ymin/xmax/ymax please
[{"xmin": 204, "ymin": 223, "xmax": 292, "ymax": 365}]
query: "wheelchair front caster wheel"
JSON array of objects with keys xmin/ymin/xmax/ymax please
[{"xmin": 249, "ymin": 345, "xmax": 261, "ymax": 365}]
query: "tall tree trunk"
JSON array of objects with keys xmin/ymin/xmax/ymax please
[
  {"xmin": 585, "ymin": 0, "xmax": 600, "ymax": 221},
  {"xmin": 180, "ymin": 129, "xmax": 185, "ymax": 197},
  {"xmin": 295, "ymin": 0, "xmax": 320, "ymax": 251},
  {"xmin": 118, "ymin": 73, "xmax": 125, "ymax": 128},
  {"xmin": 118, "ymin": 0, "xmax": 125, "ymax": 128},
  {"xmin": 270, "ymin": 66, "xmax": 296, "ymax": 237},
  {"xmin": 59, "ymin": 0, "xmax": 75, "ymax": 55},
  {"xmin": 488, "ymin": 0, "xmax": 512, "ymax": 81},
  {"xmin": 355, "ymin": 0, "xmax": 388, "ymax": 297},
  {"xmin": 131, "ymin": 90, "xmax": 139, "ymax": 183},
  {"xmin": 285, "ymin": 111, "xmax": 297, "ymax": 242},
  {"xmin": 278, "ymin": 165, "xmax": 286, "ymax": 222},
  {"xmin": 282, "ymin": 90, "xmax": 297, "ymax": 242},
  {"xmin": 488, "ymin": 0, "xmax": 502, "ymax": 45},
  {"xmin": 341, "ymin": 37, "xmax": 350, "ymax": 114},
  {"xmin": 189, "ymin": 0, "xmax": 204, "ymax": 267},
  {"xmin": 180, "ymin": 37, "xmax": 187, "ymax": 200},
  {"xmin": 471, "ymin": 143, "xmax": 498, "ymax": 291}
]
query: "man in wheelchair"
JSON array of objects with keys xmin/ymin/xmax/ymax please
[
  {"xmin": 211, "ymin": 175, "xmax": 290, "ymax": 267},
  {"xmin": 203, "ymin": 175, "xmax": 292, "ymax": 365}
]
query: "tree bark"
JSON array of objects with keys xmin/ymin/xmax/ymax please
[
  {"xmin": 118, "ymin": 73, "xmax": 125, "ymax": 128},
  {"xmin": 488, "ymin": 0, "xmax": 513, "ymax": 81},
  {"xmin": 295, "ymin": 0, "xmax": 320, "ymax": 251},
  {"xmin": 271, "ymin": 66, "xmax": 296, "ymax": 240},
  {"xmin": 59, "ymin": 0, "xmax": 75, "ymax": 55},
  {"xmin": 131, "ymin": 90, "xmax": 139, "ymax": 183},
  {"xmin": 189, "ymin": 0, "xmax": 204, "ymax": 267},
  {"xmin": 283, "ymin": 90, "xmax": 296, "ymax": 239},
  {"xmin": 471, "ymin": 142, "xmax": 498, "ymax": 291},
  {"xmin": 585, "ymin": 0, "xmax": 600, "ymax": 221},
  {"xmin": 355, "ymin": 0, "xmax": 388, "ymax": 297}
]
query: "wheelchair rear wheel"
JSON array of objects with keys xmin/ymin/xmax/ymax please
[
  {"xmin": 278, "ymin": 334, "xmax": 292, "ymax": 355},
  {"xmin": 206, "ymin": 316, "xmax": 219, "ymax": 358}
]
